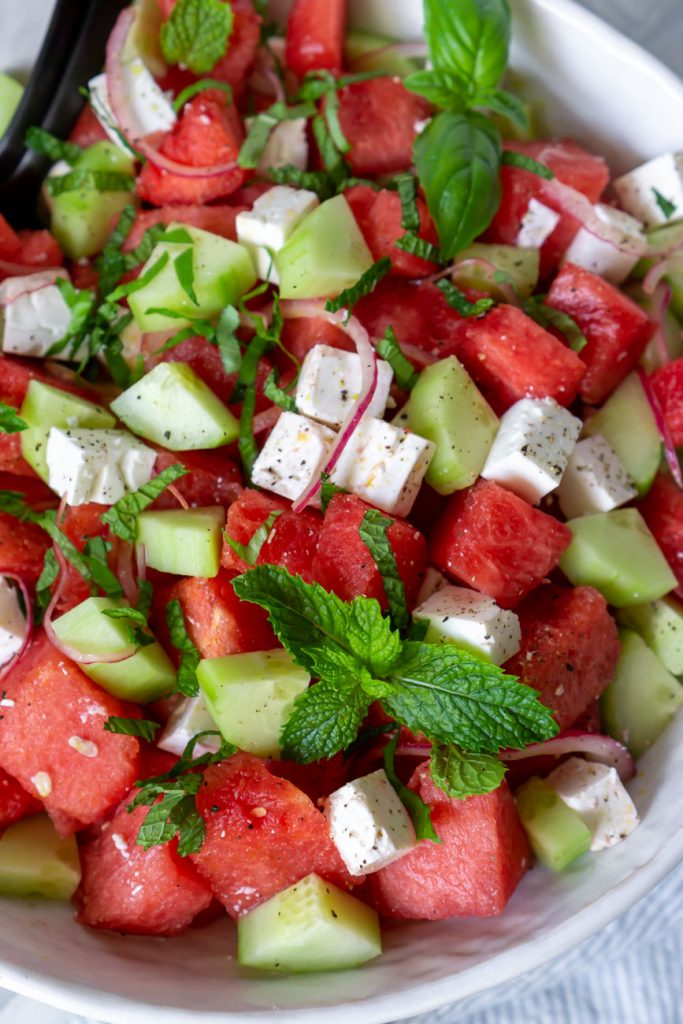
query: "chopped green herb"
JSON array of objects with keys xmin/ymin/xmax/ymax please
[
  {"xmin": 0, "ymin": 402, "xmax": 27, "ymax": 434},
  {"xmin": 320, "ymin": 472, "xmax": 347, "ymax": 514},
  {"xmin": 359, "ymin": 509, "xmax": 410, "ymax": 632},
  {"xmin": 429, "ymin": 741, "xmax": 506, "ymax": 799},
  {"xmin": 45, "ymin": 169, "xmax": 135, "ymax": 198},
  {"xmin": 376, "ymin": 326, "xmax": 419, "ymax": 391},
  {"xmin": 173, "ymin": 78, "xmax": 233, "ymax": 112},
  {"xmin": 173, "ymin": 248, "xmax": 198, "ymax": 306},
  {"xmin": 160, "ymin": 0, "xmax": 234, "ymax": 75},
  {"xmin": 238, "ymin": 101, "xmax": 316, "ymax": 169},
  {"xmin": 104, "ymin": 716, "xmax": 160, "ymax": 742},
  {"xmin": 166, "ymin": 599, "xmax": 200, "ymax": 697},
  {"xmin": 392, "ymin": 172, "xmax": 421, "ymax": 233},
  {"xmin": 524, "ymin": 296, "xmax": 588, "ymax": 352},
  {"xmin": 653, "ymin": 188, "xmax": 677, "ymax": 219},
  {"xmin": 395, "ymin": 232, "xmax": 442, "ymax": 264},
  {"xmin": 215, "ymin": 305, "xmax": 242, "ymax": 374},
  {"xmin": 267, "ymin": 164, "xmax": 338, "ymax": 200},
  {"xmin": 263, "ymin": 369, "xmax": 297, "ymax": 412},
  {"xmin": 107, "ymin": 251, "xmax": 170, "ymax": 304},
  {"xmin": 224, "ymin": 509, "xmax": 283, "ymax": 566},
  {"xmin": 102, "ymin": 605, "xmax": 155, "ymax": 649},
  {"xmin": 82, "ymin": 537, "xmax": 124, "ymax": 598},
  {"xmin": 101, "ymin": 464, "xmax": 189, "ymax": 542},
  {"xmin": 501, "ymin": 150, "xmax": 554, "ymax": 179},
  {"xmin": 24, "ymin": 126, "xmax": 82, "ymax": 165},
  {"xmin": 324, "ymin": 257, "xmax": 392, "ymax": 315},
  {"xmin": 384, "ymin": 733, "xmax": 440, "ymax": 842},
  {"xmin": 437, "ymin": 277, "xmax": 495, "ymax": 317},
  {"xmin": 48, "ymin": 279, "xmax": 96, "ymax": 359},
  {"xmin": 35, "ymin": 548, "xmax": 59, "ymax": 610}
]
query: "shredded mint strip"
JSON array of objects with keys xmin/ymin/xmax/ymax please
[
  {"xmin": 384, "ymin": 733, "xmax": 441, "ymax": 842},
  {"xmin": 224, "ymin": 509, "xmax": 282, "ymax": 566},
  {"xmin": 501, "ymin": 150, "xmax": 554, "ymax": 179},
  {"xmin": 166, "ymin": 599, "xmax": 201, "ymax": 697},
  {"xmin": 325, "ymin": 257, "xmax": 391, "ymax": 315},
  {"xmin": 358, "ymin": 509, "xmax": 410, "ymax": 632},
  {"xmin": 104, "ymin": 716, "xmax": 160, "ymax": 742},
  {"xmin": 101, "ymin": 464, "xmax": 188, "ymax": 542},
  {"xmin": 376, "ymin": 327, "xmax": 419, "ymax": 391},
  {"xmin": 437, "ymin": 278, "xmax": 495, "ymax": 317},
  {"xmin": 0, "ymin": 402, "xmax": 27, "ymax": 433}
]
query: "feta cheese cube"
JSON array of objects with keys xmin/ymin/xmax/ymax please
[
  {"xmin": 0, "ymin": 272, "xmax": 81, "ymax": 361},
  {"xmin": 416, "ymin": 566, "xmax": 448, "ymax": 605},
  {"xmin": 89, "ymin": 60, "xmax": 176, "ymax": 154},
  {"xmin": 557, "ymin": 435, "xmax": 637, "ymax": 519},
  {"xmin": 0, "ymin": 578, "xmax": 27, "ymax": 668},
  {"xmin": 295, "ymin": 345, "xmax": 393, "ymax": 429},
  {"xmin": 413, "ymin": 584, "xmax": 521, "ymax": 664},
  {"xmin": 613, "ymin": 152, "xmax": 683, "ymax": 227},
  {"xmin": 246, "ymin": 117, "xmax": 309, "ymax": 173},
  {"xmin": 45, "ymin": 428, "xmax": 157, "ymax": 506},
  {"xmin": 547, "ymin": 756, "xmax": 639, "ymax": 851},
  {"xmin": 251, "ymin": 411, "xmax": 336, "ymax": 502},
  {"xmin": 516, "ymin": 198, "xmax": 561, "ymax": 249},
  {"xmin": 236, "ymin": 186, "xmax": 319, "ymax": 284},
  {"xmin": 324, "ymin": 769, "xmax": 417, "ymax": 875},
  {"xmin": 562, "ymin": 203, "xmax": 645, "ymax": 284},
  {"xmin": 335, "ymin": 416, "xmax": 435, "ymax": 518},
  {"xmin": 481, "ymin": 397, "xmax": 582, "ymax": 505},
  {"xmin": 159, "ymin": 695, "xmax": 220, "ymax": 758}
]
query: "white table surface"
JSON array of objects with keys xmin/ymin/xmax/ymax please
[{"xmin": 0, "ymin": 1, "xmax": 682, "ymax": 1022}]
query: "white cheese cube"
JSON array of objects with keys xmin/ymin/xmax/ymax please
[
  {"xmin": 335, "ymin": 416, "xmax": 435, "ymax": 518},
  {"xmin": 547, "ymin": 757, "xmax": 639, "ymax": 851},
  {"xmin": 481, "ymin": 397, "xmax": 582, "ymax": 505},
  {"xmin": 557, "ymin": 435, "xmax": 637, "ymax": 519},
  {"xmin": 88, "ymin": 60, "xmax": 176, "ymax": 153},
  {"xmin": 613, "ymin": 152, "xmax": 683, "ymax": 227},
  {"xmin": 416, "ymin": 566, "xmax": 448, "ymax": 605},
  {"xmin": 324, "ymin": 769, "xmax": 417, "ymax": 875},
  {"xmin": 295, "ymin": 345, "xmax": 393, "ymax": 429},
  {"xmin": 0, "ymin": 578, "xmax": 27, "ymax": 668},
  {"xmin": 516, "ymin": 198, "xmax": 561, "ymax": 249},
  {"xmin": 236, "ymin": 186, "xmax": 319, "ymax": 284},
  {"xmin": 562, "ymin": 203, "xmax": 645, "ymax": 284},
  {"xmin": 251, "ymin": 411, "xmax": 336, "ymax": 502},
  {"xmin": 45, "ymin": 428, "xmax": 157, "ymax": 506},
  {"xmin": 0, "ymin": 272, "xmax": 80, "ymax": 361},
  {"xmin": 158, "ymin": 695, "xmax": 220, "ymax": 758},
  {"xmin": 247, "ymin": 117, "xmax": 309, "ymax": 173},
  {"xmin": 413, "ymin": 584, "xmax": 521, "ymax": 664}
]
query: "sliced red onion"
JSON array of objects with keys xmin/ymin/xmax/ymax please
[
  {"xmin": 649, "ymin": 282, "xmax": 673, "ymax": 368},
  {"xmin": 540, "ymin": 175, "xmax": 647, "ymax": 258},
  {"xmin": 500, "ymin": 730, "xmax": 636, "ymax": 783},
  {"xmin": 166, "ymin": 483, "xmax": 189, "ymax": 510},
  {"xmin": 637, "ymin": 367, "xmax": 683, "ymax": 488},
  {"xmin": 280, "ymin": 301, "xmax": 378, "ymax": 512},
  {"xmin": 115, "ymin": 538, "xmax": 139, "ymax": 607},
  {"xmin": 0, "ymin": 269, "xmax": 68, "ymax": 305},
  {"xmin": 253, "ymin": 404, "xmax": 282, "ymax": 435},
  {"xmin": 0, "ymin": 575, "xmax": 33, "ymax": 682}
]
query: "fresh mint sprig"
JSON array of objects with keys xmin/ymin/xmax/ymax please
[
  {"xmin": 160, "ymin": 0, "xmax": 234, "ymax": 75},
  {"xmin": 0, "ymin": 402, "xmax": 27, "ymax": 434},
  {"xmin": 224, "ymin": 509, "xmax": 283, "ymax": 566}
]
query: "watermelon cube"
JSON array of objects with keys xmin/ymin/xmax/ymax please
[
  {"xmin": 76, "ymin": 796, "xmax": 214, "ymax": 935},
  {"xmin": 312, "ymin": 493, "xmax": 428, "ymax": 609},
  {"xmin": 336, "ymin": 78, "xmax": 431, "ymax": 177},
  {"xmin": 57, "ymin": 503, "xmax": 110, "ymax": 613},
  {"xmin": 152, "ymin": 448, "xmax": 243, "ymax": 510},
  {"xmin": 0, "ymin": 213, "xmax": 20, "ymax": 258},
  {"xmin": 640, "ymin": 474, "xmax": 683, "ymax": 595},
  {"xmin": 546, "ymin": 263, "xmax": 655, "ymax": 405},
  {"xmin": 368, "ymin": 764, "xmax": 530, "ymax": 919},
  {"xmin": 0, "ymin": 767, "xmax": 42, "ymax": 831},
  {"xmin": 347, "ymin": 185, "xmax": 439, "ymax": 278},
  {"xmin": 651, "ymin": 357, "xmax": 683, "ymax": 446},
  {"xmin": 504, "ymin": 584, "xmax": 621, "ymax": 730},
  {"xmin": 161, "ymin": 335, "xmax": 274, "ymax": 411},
  {"xmin": 430, "ymin": 479, "xmax": 572, "ymax": 608},
  {"xmin": 285, "ymin": 0, "xmax": 345, "ymax": 78},
  {"xmin": 221, "ymin": 489, "xmax": 322, "ymax": 582},
  {"xmin": 0, "ymin": 633, "xmax": 141, "ymax": 835},
  {"xmin": 0, "ymin": 512, "xmax": 50, "ymax": 585},
  {"xmin": 190, "ymin": 753, "xmax": 354, "ymax": 918},
  {"xmin": 0, "ymin": 434, "xmax": 35, "ymax": 478},
  {"xmin": 122, "ymin": 205, "xmax": 245, "ymax": 253},
  {"xmin": 278, "ymin": 315, "xmax": 353, "ymax": 371}
]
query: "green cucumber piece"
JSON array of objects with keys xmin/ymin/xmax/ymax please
[
  {"xmin": 0, "ymin": 814, "xmax": 80, "ymax": 900},
  {"xmin": 50, "ymin": 141, "xmax": 136, "ymax": 260},
  {"xmin": 110, "ymin": 362, "xmax": 239, "ymax": 450},
  {"xmin": 560, "ymin": 509, "xmax": 677, "ymax": 607},
  {"xmin": 127, "ymin": 223, "xmax": 256, "ymax": 332},
  {"xmin": 601, "ymin": 629, "xmax": 683, "ymax": 759},
  {"xmin": 625, "ymin": 284, "xmax": 683, "ymax": 370},
  {"xmin": 19, "ymin": 379, "xmax": 115, "ymax": 481},
  {"xmin": 344, "ymin": 28, "xmax": 419, "ymax": 77},
  {"xmin": 237, "ymin": 873, "xmax": 382, "ymax": 972},
  {"xmin": 406, "ymin": 356, "xmax": 499, "ymax": 494},
  {"xmin": 635, "ymin": 221, "xmax": 683, "ymax": 321},
  {"xmin": 277, "ymin": 195, "xmax": 374, "ymax": 300},
  {"xmin": 0, "ymin": 72, "xmax": 23, "ymax": 138},
  {"xmin": 452, "ymin": 243, "xmax": 540, "ymax": 299},
  {"xmin": 52, "ymin": 597, "xmax": 176, "ymax": 702},
  {"xmin": 582, "ymin": 372, "xmax": 661, "ymax": 497},
  {"xmin": 197, "ymin": 650, "xmax": 310, "ymax": 757},
  {"xmin": 617, "ymin": 596, "xmax": 683, "ymax": 676},
  {"xmin": 515, "ymin": 777, "xmax": 592, "ymax": 872},
  {"xmin": 137, "ymin": 506, "xmax": 224, "ymax": 577}
]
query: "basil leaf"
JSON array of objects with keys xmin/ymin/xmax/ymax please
[
  {"xmin": 430, "ymin": 741, "xmax": 506, "ymax": 799},
  {"xmin": 101, "ymin": 464, "xmax": 189, "ymax": 542},
  {"xmin": 384, "ymin": 734, "xmax": 440, "ymax": 843},
  {"xmin": 404, "ymin": 68, "xmax": 467, "ymax": 109},
  {"xmin": 104, "ymin": 716, "xmax": 160, "ymax": 741},
  {"xmin": 166, "ymin": 598, "xmax": 200, "ymax": 697},
  {"xmin": 0, "ymin": 402, "xmax": 27, "ymax": 433},
  {"xmin": 376, "ymin": 327, "xmax": 419, "ymax": 391},
  {"xmin": 358, "ymin": 509, "xmax": 410, "ymax": 632},
  {"xmin": 424, "ymin": 0, "xmax": 511, "ymax": 91},
  {"xmin": 474, "ymin": 87, "xmax": 530, "ymax": 131},
  {"xmin": 160, "ymin": 0, "xmax": 234, "ymax": 75},
  {"xmin": 501, "ymin": 149, "xmax": 554, "ymax": 179},
  {"xmin": 223, "ymin": 509, "xmax": 283, "ymax": 566},
  {"xmin": 324, "ymin": 257, "xmax": 392, "ymax": 315}
]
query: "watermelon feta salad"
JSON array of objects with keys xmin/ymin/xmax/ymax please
[{"xmin": 0, "ymin": 0, "xmax": 680, "ymax": 976}]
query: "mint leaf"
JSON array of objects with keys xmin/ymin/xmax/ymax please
[
  {"xmin": 160, "ymin": 0, "xmax": 234, "ymax": 75},
  {"xmin": 430, "ymin": 741, "xmax": 505, "ymax": 798},
  {"xmin": 166, "ymin": 598, "xmax": 200, "ymax": 697},
  {"xmin": 524, "ymin": 297, "xmax": 588, "ymax": 353},
  {"xmin": 136, "ymin": 578, "xmax": 154, "ymax": 620},
  {"xmin": 475, "ymin": 87, "xmax": 529, "ymax": 131},
  {"xmin": 263, "ymin": 369, "xmax": 297, "ymax": 412},
  {"xmin": 0, "ymin": 402, "xmax": 27, "ymax": 433},
  {"xmin": 325, "ymin": 257, "xmax": 392, "ymax": 316},
  {"xmin": 109, "ymin": 252, "xmax": 170, "ymax": 304},
  {"xmin": 173, "ymin": 248, "xmax": 198, "ymax": 306},
  {"xmin": 394, "ymin": 233, "xmax": 442, "ymax": 263},
  {"xmin": 267, "ymin": 164, "xmax": 338, "ymax": 200},
  {"xmin": 281, "ymin": 678, "xmax": 370, "ymax": 762},
  {"xmin": 404, "ymin": 68, "xmax": 467, "ymax": 109},
  {"xmin": 101, "ymin": 464, "xmax": 189, "ymax": 542},
  {"xmin": 238, "ymin": 101, "xmax": 316, "ymax": 169},
  {"xmin": 376, "ymin": 327, "xmax": 419, "ymax": 391},
  {"xmin": 38, "ymin": 511, "xmax": 91, "ymax": 582},
  {"xmin": 358, "ymin": 509, "xmax": 409, "ymax": 632},
  {"xmin": 48, "ymin": 279, "xmax": 96, "ymax": 359},
  {"xmin": 393, "ymin": 171, "xmax": 421, "ymax": 233},
  {"xmin": 653, "ymin": 188, "xmax": 677, "ymax": 219},
  {"xmin": 102, "ymin": 605, "xmax": 155, "ymax": 649},
  {"xmin": 104, "ymin": 716, "xmax": 160, "ymax": 741},
  {"xmin": 36, "ymin": 548, "xmax": 59, "ymax": 610},
  {"xmin": 0, "ymin": 491, "xmax": 37, "ymax": 522},
  {"xmin": 82, "ymin": 537, "xmax": 123, "ymax": 598},
  {"xmin": 224, "ymin": 509, "xmax": 282, "ymax": 566},
  {"xmin": 320, "ymin": 473, "xmax": 348, "ymax": 513},
  {"xmin": 437, "ymin": 278, "xmax": 495, "ymax": 317},
  {"xmin": 215, "ymin": 305, "xmax": 242, "ymax": 374},
  {"xmin": 384, "ymin": 734, "xmax": 440, "ymax": 843},
  {"xmin": 25, "ymin": 126, "xmax": 81, "ymax": 165},
  {"xmin": 45, "ymin": 169, "xmax": 135, "ymax": 198},
  {"xmin": 173, "ymin": 78, "xmax": 233, "ymax": 112},
  {"xmin": 501, "ymin": 149, "xmax": 554, "ymax": 179},
  {"xmin": 423, "ymin": 0, "xmax": 511, "ymax": 91}
]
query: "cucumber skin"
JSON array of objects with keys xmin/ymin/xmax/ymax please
[
  {"xmin": 137, "ymin": 506, "xmax": 225, "ymax": 578},
  {"xmin": 516, "ymin": 777, "xmax": 592, "ymax": 872},
  {"xmin": 0, "ymin": 815, "xmax": 81, "ymax": 900}
]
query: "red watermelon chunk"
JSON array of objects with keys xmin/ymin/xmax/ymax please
[
  {"xmin": 153, "ymin": 448, "xmax": 242, "ymax": 510},
  {"xmin": 346, "ymin": 185, "xmax": 439, "ymax": 278},
  {"xmin": 639, "ymin": 474, "xmax": 683, "ymax": 595},
  {"xmin": 0, "ymin": 434, "xmax": 36, "ymax": 478},
  {"xmin": 0, "ymin": 214, "xmax": 20, "ymax": 258},
  {"xmin": 650, "ymin": 357, "xmax": 683, "ymax": 446},
  {"xmin": 76, "ymin": 796, "xmax": 214, "ymax": 935},
  {"xmin": 221, "ymin": 488, "xmax": 322, "ymax": 582},
  {"xmin": 0, "ymin": 633, "xmax": 141, "ymax": 835},
  {"xmin": 369, "ymin": 765, "xmax": 530, "ymax": 919},
  {"xmin": 455, "ymin": 304, "xmax": 586, "ymax": 412},
  {"xmin": 0, "ymin": 512, "xmax": 50, "ymax": 584},
  {"xmin": 57, "ymin": 503, "xmax": 109, "ymax": 612},
  {"xmin": 430, "ymin": 480, "xmax": 572, "ymax": 609},
  {"xmin": 190, "ymin": 753, "xmax": 354, "ymax": 917},
  {"xmin": 312, "ymin": 493, "xmax": 427, "ymax": 609},
  {"xmin": 0, "ymin": 767, "xmax": 42, "ymax": 830},
  {"xmin": 336, "ymin": 78, "xmax": 431, "ymax": 177},
  {"xmin": 209, "ymin": 0, "xmax": 262, "ymax": 96},
  {"xmin": 504, "ymin": 584, "xmax": 620, "ymax": 730},
  {"xmin": 276, "ymin": 316, "xmax": 353, "ymax": 372},
  {"xmin": 122, "ymin": 204, "xmax": 245, "ymax": 253},
  {"xmin": 16, "ymin": 230, "xmax": 64, "ymax": 270},
  {"xmin": 68, "ymin": 103, "xmax": 108, "ymax": 148},
  {"xmin": 285, "ymin": 0, "xmax": 346, "ymax": 78},
  {"xmin": 546, "ymin": 263, "xmax": 654, "ymax": 405}
]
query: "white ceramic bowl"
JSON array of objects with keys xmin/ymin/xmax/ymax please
[{"xmin": 1, "ymin": 2, "xmax": 682, "ymax": 1022}]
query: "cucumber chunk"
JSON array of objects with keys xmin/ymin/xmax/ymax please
[
  {"xmin": 111, "ymin": 362, "xmax": 239, "ymax": 450},
  {"xmin": 127, "ymin": 223, "xmax": 257, "ymax": 333},
  {"xmin": 0, "ymin": 72, "xmax": 23, "ymax": 138},
  {"xmin": 582, "ymin": 372, "xmax": 661, "ymax": 497},
  {"xmin": 50, "ymin": 141, "xmax": 136, "ymax": 260},
  {"xmin": 237, "ymin": 873, "xmax": 382, "ymax": 972},
  {"xmin": 52, "ymin": 597, "xmax": 176, "ymax": 702},
  {"xmin": 406, "ymin": 356, "xmax": 499, "ymax": 494},
  {"xmin": 617, "ymin": 596, "xmax": 683, "ymax": 676},
  {"xmin": 137, "ymin": 506, "xmax": 224, "ymax": 577},
  {"xmin": 197, "ymin": 650, "xmax": 310, "ymax": 757},
  {"xmin": 19, "ymin": 379, "xmax": 115, "ymax": 482},
  {"xmin": 277, "ymin": 195, "xmax": 374, "ymax": 300},
  {"xmin": 0, "ymin": 814, "xmax": 80, "ymax": 900},
  {"xmin": 560, "ymin": 509, "xmax": 677, "ymax": 607},
  {"xmin": 601, "ymin": 629, "xmax": 683, "ymax": 759},
  {"xmin": 635, "ymin": 221, "xmax": 683, "ymax": 321},
  {"xmin": 626, "ymin": 284, "xmax": 683, "ymax": 370},
  {"xmin": 452, "ymin": 243, "xmax": 540, "ymax": 299},
  {"xmin": 344, "ymin": 28, "xmax": 419, "ymax": 77},
  {"xmin": 515, "ymin": 777, "xmax": 592, "ymax": 872}
]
